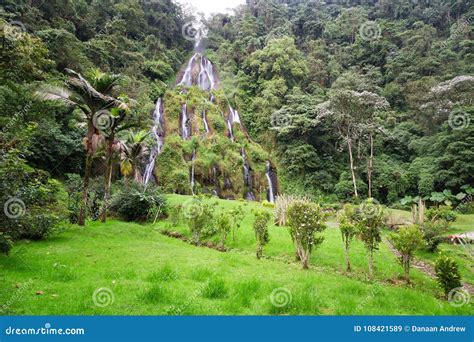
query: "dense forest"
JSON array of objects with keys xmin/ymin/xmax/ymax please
[{"xmin": 0, "ymin": 0, "xmax": 473, "ymax": 247}]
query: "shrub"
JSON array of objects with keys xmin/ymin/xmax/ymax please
[
  {"xmin": 184, "ymin": 197, "xmax": 216, "ymax": 245},
  {"xmin": 274, "ymin": 194, "xmax": 306, "ymax": 226},
  {"xmin": 287, "ymin": 201, "xmax": 328, "ymax": 269},
  {"xmin": 18, "ymin": 212, "xmax": 60, "ymax": 240},
  {"xmin": 390, "ymin": 225, "xmax": 425, "ymax": 282},
  {"xmin": 110, "ymin": 183, "xmax": 166, "ymax": 222},
  {"xmin": 421, "ymin": 221, "xmax": 445, "ymax": 252},
  {"xmin": 435, "ymin": 255, "xmax": 462, "ymax": 299},
  {"xmin": 356, "ymin": 198, "xmax": 385, "ymax": 279},
  {"xmin": 216, "ymin": 212, "xmax": 232, "ymax": 248},
  {"xmin": 230, "ymin": 205, "xmax": 244, "ymax": 241},
  {"xmin": 0, "ymin": 233, "xmax": 13, "ymax": 255},
  {"xmin": 337, "ymin": 204, "xmax": 359, "ymax": 272},
  {"xmin": 262, "ymin": 200, "xmax": 275, "ymax": 208},
  {"xmin": 426, "ymin": 207, "xmax": 457, "ymax": 229},
  {"xmin": 253, "ymin": 210, "xmax": 271, "ymax": 259}
]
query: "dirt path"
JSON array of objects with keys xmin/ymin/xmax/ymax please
[{"xmin": 384, "ymin": 237, "xmax": 474, "ymax": 294}]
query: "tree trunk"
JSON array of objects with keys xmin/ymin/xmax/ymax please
[
  {"xmin": 367, "ymin": 133, "xmax": 374, "ymax": 198},
  {"xmin": 403, "ymin": 255, "xmax": 411, "ymax": 283},
  {"xmin": 101, "ymin": 132, "xmax": 115, "ymax": 223},
  {"xmin": 368, "ymin": 251, "xmax": 374, "ymax": 279},
  {"xmin": 78, "ymin": 120, "xmax": 95, "ymax": 226},
  {"xmin": 256, "ymin": 244, "xmax": 262, "ymax": 259},
  {"xmin": 344, "ymin": 245, "xmax": 351, "ymax": 272},
  {"xmin": 347, "ymin": 133, "xmax": 358, "ymax": 198}
]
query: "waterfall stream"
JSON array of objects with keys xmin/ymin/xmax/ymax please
[
  {"xmin": 143, "ymin": 98, "xmax": 164, "ymax": 185},
  {"xmin": 266, "ymin": 161, "xmax": 275, "ymax": 202},
  {"xmin": 241, "ymin": 148, "xmax": 256, "ymax": 201},
  {"xmin": 181, "ymin": 104, "xmax": 189, "ymax": 139},
  {"xmin": 202, "ymin": 110, "xmax": 210, "ymax": 133}
]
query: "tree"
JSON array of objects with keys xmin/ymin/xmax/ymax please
[
  {"xmin": 435, "ymin": 255, "xmax": 462, "ymax": 299},
  {"xmin": 287, "ymin": 201, "xmax": 328, "ymax": 269},
  {"xmin": 317, "ymin": 90, "xmax": 389, "ymax": 197},
  {"xmin": 253, "ymin": 210, "xmax": 271, "ymax": 259},
  {"xmin": 230, "ymin": 205, "xmax": 245, "ymax": 241},
  {"xmin": 216, "ymin": 212, "xmax": 232, "ymax": 249},
  {"xmin": 36, "ymin": 68, "xmax": 125, "ymax": 225},
  {"xmin": 390, "ymin": 225, "xmax": 425, "ymax": 282},
  {"xmin": 356, "ymin": 198, "xmax": 385, "ymax": 279},
  {"xmin": 338, "ymin": 204, "xmax": 359, "ymax": 272},
  {"xmin": 120, "ymin": 130, "xmax": 150, "ymax": 184}
]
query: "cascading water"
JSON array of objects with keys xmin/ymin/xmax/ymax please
[
  {"xmin": 190, "ymin": 149, "xmax": 196, "ymax": 195},
  {"xmin": 143, "ymin": 98, "xmax": 164, "ymax": 185},
  {"xmin": 227, "ymin": 119, "xmax": 234, "ymax": 142},
  {"xmin": 202, "ymin": 110, "xmax": 210, "ymax": 133},
  {"xmin": 181, "ymin": 104, "xmax": 189, "ymax": 139},
  {"xmin": 178, "ymin": 53, "xmax": 216, "ymax": 91},
  {"xmin": 266, "ymin": 161, "xmax": 275, "ymax": 202},
  {"xmin": 229, "ymin": 106, "xmax": 241, "ymax": 124},
  {"xmin": 178, "ymin": 53, "xmax": 198, "ymax": 87},
  {"xmin": 241, "ymin": 148, "xmax": 256, "ymax": 201}
]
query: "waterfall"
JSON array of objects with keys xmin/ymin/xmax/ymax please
[
  {"xmin": 227, "ymin": 119, "xmax": 234, "ymax": 142},
  {"xmin": 230, "ymin": 106, "xmax": 241, "ymax": 124},
  {"xmin": 266, "ymin": 161, "xmax": 275, "ymax": 202},
  {"xmin": 143, "ymin": 98, "xmax": 164, "ymax": 185},
  {"xmin": 178, "ymin": 53, "xmax": 198, "ymax": 87},
  {"xmin": 202, "ymin": 110, "xmax": 210, "ymax": 133},
  {"xmin": 181, "ymin": 104, "xmax": 189, "ymax": 139},
  {"xmin": 179, "ymin": 53, "xmax": 215, "ymax": 91},
  {"xmin": 190, "ymin": 149, "xmax": 196, "ymax": 195},
  {"xmin": 241, "ymin": 148, "xmax": 256, "ymax": 201}
]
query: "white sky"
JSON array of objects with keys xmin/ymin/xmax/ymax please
[{"xmin": 175, "ymin": 0, "xmax": 246, "ymax": 17}]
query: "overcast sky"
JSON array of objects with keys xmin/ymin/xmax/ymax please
[{"xmin": 175, "ymin": 0, "xmax": 246, "ymax": 17}]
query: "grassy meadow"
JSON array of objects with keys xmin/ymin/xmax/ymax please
[{"xmin": 1, "ymin": 194, "xmax": 472, "ymax": 316}]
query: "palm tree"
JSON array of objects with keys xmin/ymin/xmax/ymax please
[
  {"xmin": 120, "ymin": 131, "xmax": 150, "ymax": 184},
  {"xmin": 36, "ymin": 68, "xmax": 125, "ymax": 226}
]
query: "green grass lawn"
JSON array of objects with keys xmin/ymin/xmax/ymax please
[{"xmin": 0, "ymin": 194, "xmax": 472, "ymax": 315}]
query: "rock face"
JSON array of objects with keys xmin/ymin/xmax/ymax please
[{"xmin": 143, "ymin": 52, "xmax": 278, "ymax": 201}]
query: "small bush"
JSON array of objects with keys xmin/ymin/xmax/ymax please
[
  {"xmin": 0, "ymin": 233, "xmax": 13, "ymax": 255},
  {"xmin": 202, "ymin": 278, "xmax": 228, "ymax": 299},
  {"xmin": 287, "ymin": 201, "xmax": 328, "ymax": 269},
  {"xmin": 435, "ymin": 255, "xmax": 462, "ymax": 299},
  {"xmin": 426, "ymin": 207, "xmax": 457, "ymax": 228},
  {"xmin": 253, "ymin": 210, "xmax": 271, "ymax": 259},
  {"xmin": 216, "ymin": 212, "xmax": 232, "ymax": 248},
  {"xmin": 18, "ymin": 212, "xmax": 60, "ymax": 240},
  {"xmin": 421, "ymin": 221, "xmax": 445, "ymax": 252},
  {"xmin": 262, "ymin": 200, "xmax": 275, "ymax": 208},
  {"xmin": 110, "ymin": 183, "xmax": 166, "ymax": 222},
  {"xmin": 390, "ymin": 225, "xmax": 425, "ymax": 282}
]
